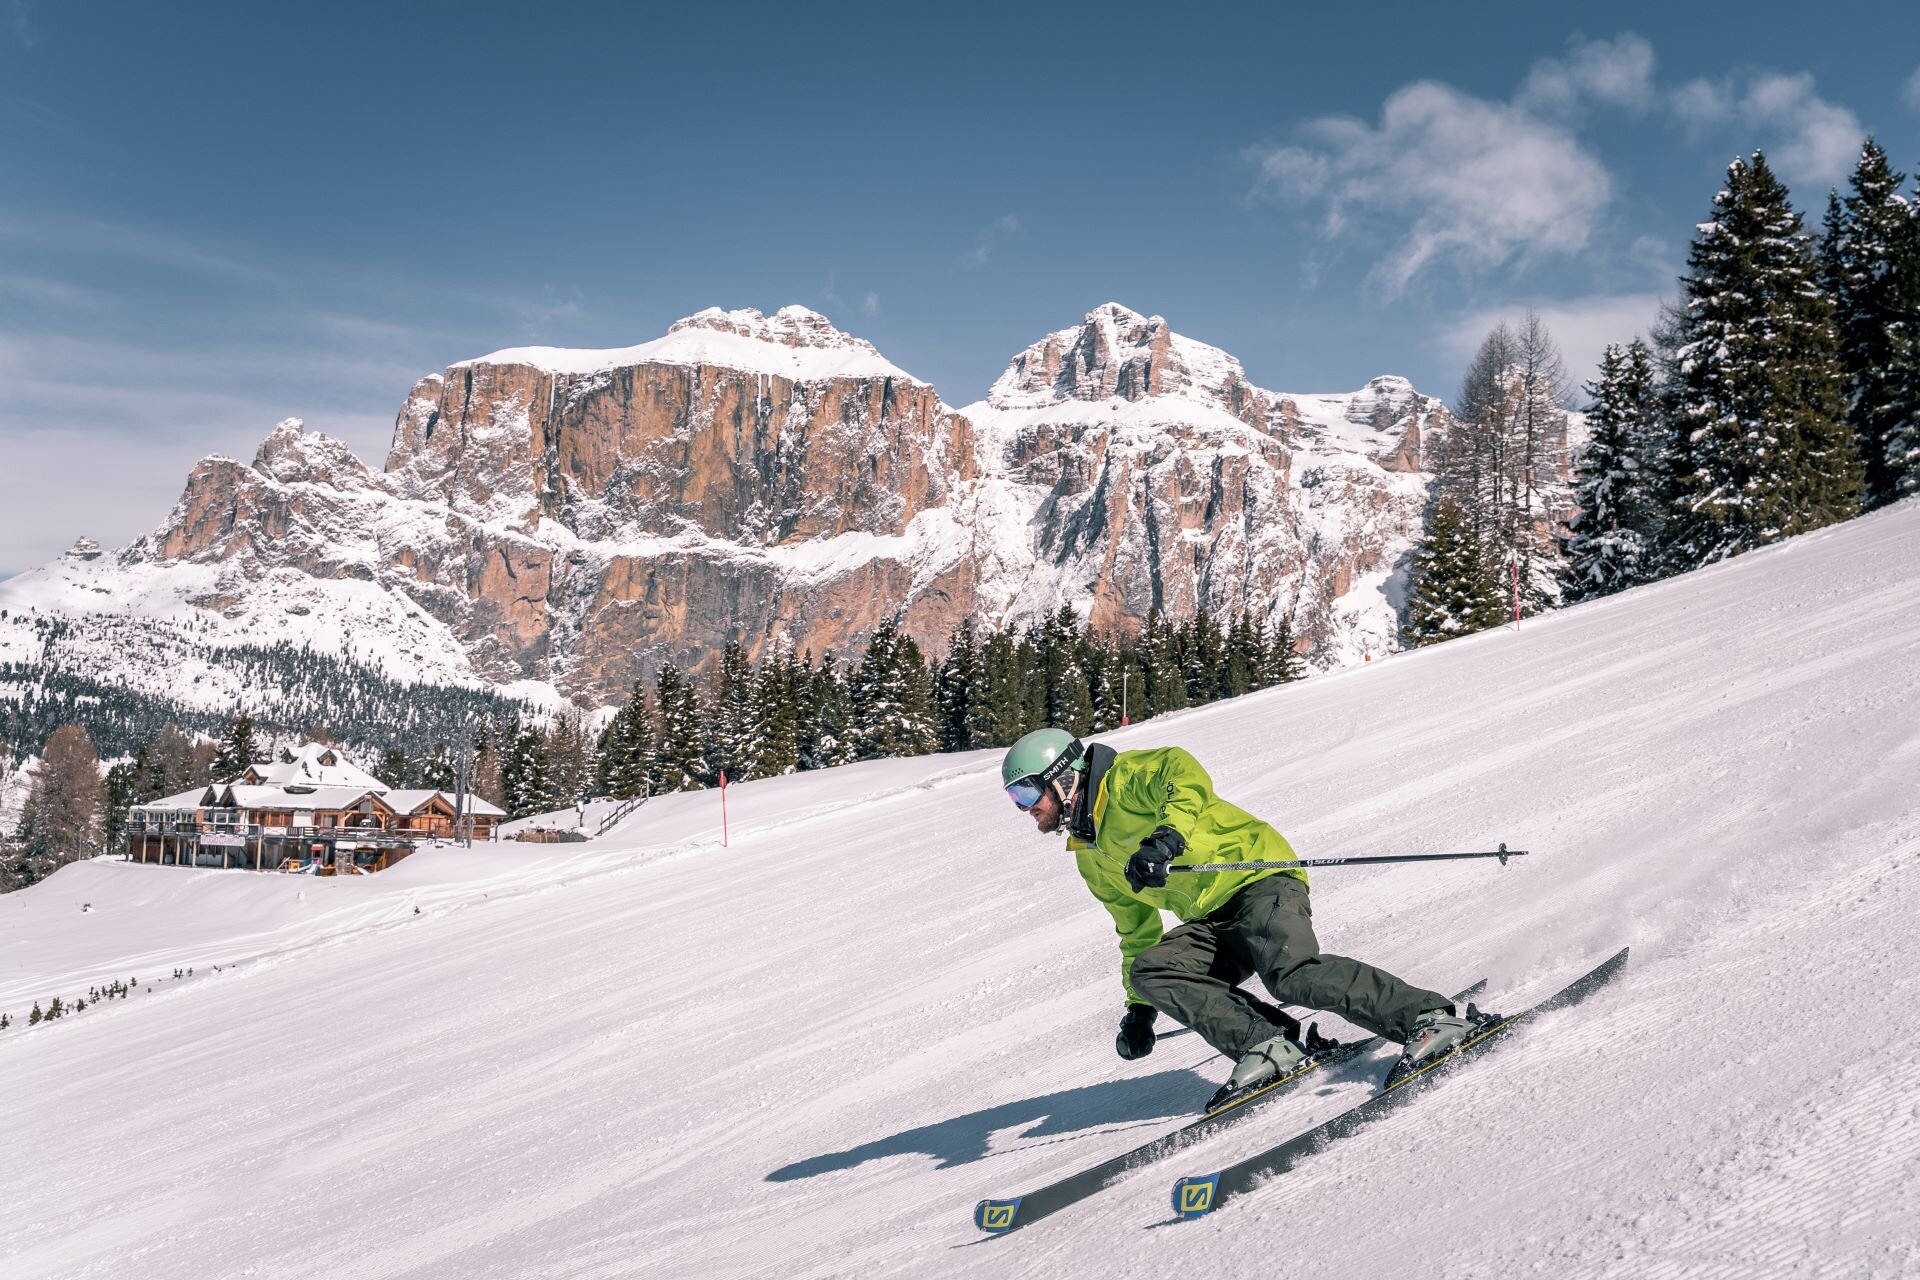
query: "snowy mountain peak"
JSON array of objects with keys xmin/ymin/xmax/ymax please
[
  {"xmin": 457, "ymin": 305, "xmax": 918, "ymax": 384},
  {"xmin": 986, "ymin": 302, "xmax": 1253, "ymax": 411},
  {"xmin": 668, "ymin": 305, "xmax": 868, "ymax": 352},
  {"xmin": 1340, "ymin": 375, "xmax": 1430, "ymax": 429}
]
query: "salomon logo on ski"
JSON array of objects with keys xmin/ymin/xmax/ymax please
[{"xmin": 973, "ymin": 1198, "xmax": 1021, "ymax": 1233}]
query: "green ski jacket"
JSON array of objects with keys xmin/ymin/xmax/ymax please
[{"xmin": 1066, "ymin": 744, "xmax": 1306, "ymax": 1005}]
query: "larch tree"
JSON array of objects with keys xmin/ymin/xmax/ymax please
[{"xmin": 8, "ymin": 725, "xmax": 106, "ymax": 889}]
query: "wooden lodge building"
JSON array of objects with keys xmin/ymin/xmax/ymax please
[{"xmin": 127, "ymin": 744, "xmax": 507, "ymax": 874}]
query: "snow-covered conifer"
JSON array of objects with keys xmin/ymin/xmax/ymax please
[
  {"xmin": 934, "ymin": 620, "xmax": 986, "ymax": 752},
  {"xmin": 595, "ymin": 679, "xmax": 655, "ymax": 799},
  {"xmin": 796, "ymin": 651, "xmax": 853, "ymax": 771},
  {"xmin": 1820, "ymin": 139, "xmax": 1920, "ymax": 508},
  {"xmin": 1402, "ymin": 499, "xmax": 1506, "ymax": 645},
  {"xmin": 1140, "ymin": 609, "xmax": 1188, "ymax": 715},
  {"xmin": 849, "ymin": 619, "xmax": 938, "ymax": 760},
  {"xmin": 747, "ymin": 638, "xmax": 801, "ymax": 778},
  {"xmin": 1566, "ymin": 340, "xmax": 1664, "ymax": 600},
  {"xmin": 653, "ymin": 664, "xmax": 711, "ymax": 791},
  {"xmin": 210, "ymin": 714, "xmax": 259, "ymax": 781},
  {"xmin": 375, "ymin": 746, "xmax": 411, "ymax": 788},
  {"xmin": 499, "ymin": 721, "xmax": 552, "ymax": 817},
  {"xmin": 707, "ymin": 643, "xmax": 755, "ymax": 783},
  {"xmin": 1666, "ymin": 152, "xmax": 1862, "ymax": 569},
  {"xmin": 977, "ymin": 628, "xmax": 1029, "ymax": 746},
  {"xmin": 1041, "ymin": 606, "xmax": 1095, "ymax": 735}
]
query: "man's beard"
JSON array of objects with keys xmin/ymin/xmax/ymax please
[{"xmin": 1035, "ymin": 805, "xmax": 1063, "ymax": 835}]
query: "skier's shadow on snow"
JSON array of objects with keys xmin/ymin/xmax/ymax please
[{"xmin": 766, "ymin": 1068, "xmax": 1210, "ymax": 1181}]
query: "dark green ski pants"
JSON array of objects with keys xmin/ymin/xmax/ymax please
[{"xmin": 1130, "ymin": 874, "xmax": 1448, "ymax": 1058}]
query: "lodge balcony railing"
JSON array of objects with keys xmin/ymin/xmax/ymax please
[{"xmin": 127, "ymin": 819, "xmax": 463, "ymax": 845}]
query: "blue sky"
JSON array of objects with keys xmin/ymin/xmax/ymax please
[{"xmin": 3, "ymin": 1, "xmax": 1918, "ymax": 573}]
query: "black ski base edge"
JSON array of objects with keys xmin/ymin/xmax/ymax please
[
  {"xmin": 971, "ymin": 979, "xmax": 1487, "ymax": 1235},
  {"xmin": 1168, "ymin": 946, "xmax": 1629, "ymax": 1223}
]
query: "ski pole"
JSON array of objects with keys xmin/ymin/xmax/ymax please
[{"xmin": 1168, "ymin": 843, "xmax": 1527, "ymax": 874}]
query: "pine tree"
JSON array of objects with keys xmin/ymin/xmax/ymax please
[
  {"xmin": 1402, "ymin": 499, "xmax": 1506, "ymax": 645},
  {"xmin": 976, "ymin": 628, "xmax": 1028, "ymax": 746},
  {"xmin": 1261, "ymin": 615, "xmax": 1304, "ymax": 685},
  {"xmin": 102, "ymin": 762, "xmax": 136, "ymax": 857},
  {"xmin": 653, "ymin": 664, "xmax": 710, "ymax": 791},
  {"xmin": 848, "ymin": 619, "xmax": 938, "ymax": 760},
  {"xmin": 934, "ymin": 620, "xmax": 986, "ymax": 752},
  {"xmin": 1220, "ymin": 613, "xmax": 1258, "ymax": 699},
  {"xmin": 418, "ymin": 741, "xmax": 457, "ymax": 790},
  {"xmin": 797, "ymin": 651, "xmax": 854, "ymax": 771},
  {"xmin": 375, "ymin": 746, "xmax": 411, "ymax": 788},
  {"xmin": 1666, "ymin": 152, "xmax": 1862, "ymax": 569},
  {"xmin": 706, "ymin": 642, "xmax": 755, "ymax": 782},
  {"xmin": 1041, "ymin": 606, "xmax": 1095, "ymax": 734},
  {"xmin": 1820, "ymin": 139, "xmax": 1920, "ymax": 508},
  {"xmin": 747, "ymin": 639, "xmax": 801, "ymax": 777},
  {"xmin": 1180, "ymin": 606, "xmax": 1226, "ymax": 706},
  {"xmin": 498, "ymin": 721, "xmax": 552, "ymax": 818},
  {"xmin": 1565, "ymin": 340, "xmax": 1665, "ymax": 601},
  {"xmin": 1139, "ymin": 609, "xmax": 1187, "ymax": 715},
  {"xmin": 210, "ymin": 714, "xmax": 259, "ymax": 781},
  {"xmin": 595, "ymin": 679, "xmax": 655, "ymax": 799}
]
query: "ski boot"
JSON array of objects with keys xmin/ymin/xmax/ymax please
[
  {"xmin": 1384, "ymin": 1002, "xmax": 1495, "ymax": 1088},
  {"xmin": 1205, "ymin": 1030, "xmax": 1311, "ymax": 1113}
]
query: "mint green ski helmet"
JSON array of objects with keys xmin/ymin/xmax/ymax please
[{"xmin": 1001, "ymin": 728, "xmax": 1085, "ymax": 810}]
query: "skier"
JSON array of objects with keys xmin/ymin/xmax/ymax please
[{"xmin": 1001, "ymin": 727, "xmax": 1473, "ymax": 1106}]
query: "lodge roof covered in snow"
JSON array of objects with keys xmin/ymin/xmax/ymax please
[{"xmin": 129, "ymin": 747, "xmax": 506, "ymax": 818}]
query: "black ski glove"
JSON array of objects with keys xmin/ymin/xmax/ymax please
[
  {"xmin": 1115, "ymin": 1004, "xmax": 1158, "ymax": 1060},
  {"xmin": 1123, "ymin": 826, "xmax": 1184, "ymax": 892}
]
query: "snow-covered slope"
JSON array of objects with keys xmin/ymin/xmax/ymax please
[
  {"xmin": 5, "ymin": 503, "xmax": 1915, "ymax": 1276},
  {"xmin": 463, "ymin": 305, "xmax": 919, "ymax": 382}
]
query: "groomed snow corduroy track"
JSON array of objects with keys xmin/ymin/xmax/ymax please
[{"xmin": 5, "ymin": 500, "xmax": 1919, "ymax": 1279}]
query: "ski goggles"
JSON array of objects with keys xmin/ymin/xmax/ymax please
[{"xmin": 1005, "ymin": 776, "xmax": 1048, "ymax": 811}]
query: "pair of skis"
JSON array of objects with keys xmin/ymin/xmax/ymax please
[{"xmin": 974, "ymin": 946, "xmax": 1628, "ymax": 1233}]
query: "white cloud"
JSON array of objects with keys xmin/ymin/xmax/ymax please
[
  {"xmin": 1442, "ymin": 293, "xmax": 1665, "ymax": 394},
  {"xmin": 1905, "ymin": 66, "xmax": 1920, "ymax": 112},
  {"xmin": 861, "ymin": 292, "xmax": 880, "ymax": 316},
  {"xmin": 1516, "ymin": 33, "xmax": 1656, "ymax": 116},
  {"xmin": 1671, "ymin": 71, "xmax": 1863, "ymax": 188},
  {"xmin": 1671, "ymin": 78, "xmax": 1734, "ymax": 130},
  {"xmin": 1249, "ymin": 80, "xmax": 1612, "ymax": 294},
  {"xmin": 962, "ymin": 214, "xmax": 1023, "ymax": 268},
  {"xmin": 1249, "ymin": 146, "xmax": 1329, "ymax": 198}
]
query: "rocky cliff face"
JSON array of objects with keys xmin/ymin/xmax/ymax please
[
  {"xmin": 16, "ymin": 303, "xmax": 1481, "ymax": 707},
  {"xmin": 965, "ymin": 305, "xmax": 1453, "ymax": 661}
]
